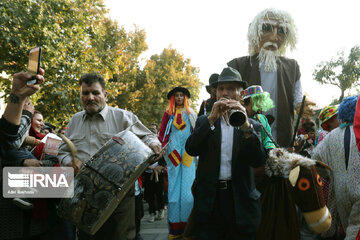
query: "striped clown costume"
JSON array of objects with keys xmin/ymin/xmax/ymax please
[{"xmin": 159, "ymin": 87, "xmax": 197, "ymax": 239}]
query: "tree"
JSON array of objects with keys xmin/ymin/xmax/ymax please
[
  {"xmin": 0, "ymin": 1, "xmax": 201, "ymax": 128},
  {"xmin": 313, "ymin": 46, "xmax": 360, "ymax": 102},
  {"xmin": 125, "ymin": 47, "xmax": 201, "ymax": 125},
  {"xmin": 0, "ymin": 0, "xmax": 147, "ymax": 126}
]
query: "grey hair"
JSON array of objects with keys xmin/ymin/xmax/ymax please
[
  {"xmin": 265, "ymin": 148, "xmax": 316, "ymax": 178},
  {"xmin": 247, "ymin": 8, "xmax": 297, "ymax": 56}
]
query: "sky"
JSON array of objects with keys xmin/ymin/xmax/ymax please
[{"xmin": 105, "ymin": 0, "xmax": 360, "ymax": 109}]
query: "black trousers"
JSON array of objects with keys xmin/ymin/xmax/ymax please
[
  {"xmin": 143, "ymin": 172, "xmax": 164, "ymax": 214},
  {"xmin": 196, "ymin": 185, "xmax": 256, "ymax": 240},
  {"xmin": 135, "ymin": 193, "xmax": 144, "ymax": 233}
]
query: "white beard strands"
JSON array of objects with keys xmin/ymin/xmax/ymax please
[{"xmin": 258, "ymin": 46, "xmax": 279, "ymax": 72}]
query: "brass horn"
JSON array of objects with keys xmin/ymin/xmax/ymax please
[{"xmin": 222, "ymin": 97, "xmax": 246, "ymax": 128}]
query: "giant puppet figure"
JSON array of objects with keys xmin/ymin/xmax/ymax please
[
  {"xmin": 158, "ymin": 87, "xmax": 197, "ymax": 239},
  {"xmin": 228, "ymin": 8, "xmax": 314, "ymax": 147}
]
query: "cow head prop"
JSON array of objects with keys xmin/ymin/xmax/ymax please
[{"xmin": 266, "ymin": 148, "xmax": 332, "ymax": 234}]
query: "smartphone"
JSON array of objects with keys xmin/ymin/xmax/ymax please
[{"xmin": 27, "ymin": 46, "xmax": 42, "ymax": 85}]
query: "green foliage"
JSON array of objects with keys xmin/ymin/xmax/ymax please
[
  {"xmin": 127, "ymin": 47, "xmax": 202, "ymax": 126},
  {"xmin": 0, "ymin": 0, "xmax": 147, "ymax": 126},
  {"xmin": 0, "ymin": 1, "xmax": 201, "ymax": 129},
  {"xmin": 313, "ymin": 46, "xmax": 360, "ymax": 102}
]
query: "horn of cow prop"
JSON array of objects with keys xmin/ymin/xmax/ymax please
[{"xmin": 59, "ymin": 133, "xmax": 80, "ymax": 175}]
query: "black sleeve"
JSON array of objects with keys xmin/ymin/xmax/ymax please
[
  {"xmin": 244, "ymin": 119, "xmax": 267, "ymax": 168},
  {"xmin": 185, "ymin": 115, "xmax": 213, "ymax": 157},
  {"xmin": 158, "ymin": 156, "xmax": 167, "ymax": 167},
  {"xmin": 198, "ymin": 101, "xmax": 205, "ymax": 116},
  {"xmin": 0, "ymin": 117, "xmax": 20, "ymax": 151}
]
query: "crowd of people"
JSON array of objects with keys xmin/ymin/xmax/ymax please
[{"xmin": 1, "ymin": 7, "xmax": 360, "ymax": 240}]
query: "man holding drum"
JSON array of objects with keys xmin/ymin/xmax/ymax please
[{"xmin": 58, "ymin": 73, "xmax": 162, "ymax": 240}]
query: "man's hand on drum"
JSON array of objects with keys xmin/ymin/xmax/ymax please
[
  {"xmin": 149, "ymin": 143, "xmax": 163, "ymax": 164},
  {"xmin": 23, "ymin": 159, "xmax": 42, "ymax": 167},
  {"xmin": 153, "ymin": 165, "xmax": 164, "ymax": 175},
  {"xmin": 67, "ymin": 158, "xmax": 83, "ymax": 176}
]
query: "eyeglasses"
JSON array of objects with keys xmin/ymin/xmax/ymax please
[{"xmin": 262, "ymin": 24, "xmax": 286, "ymax": 35}]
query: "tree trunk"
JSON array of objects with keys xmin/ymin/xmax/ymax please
[{"xmin": 339, "ymin": 90, "xmax": 345, "ymax": 102}]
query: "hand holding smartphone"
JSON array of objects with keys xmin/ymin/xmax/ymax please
[{"xmin": 27, "ymin": 46, "xmax": 41, "ymax": 85}]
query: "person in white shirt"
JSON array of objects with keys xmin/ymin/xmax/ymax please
[
  {"xmin": 58, "ymin": 73, "xmax": 161, "ymax": 240},
  {"xmin": 185, "ymin": 67, "xmax": 266, "ymax": 240}
]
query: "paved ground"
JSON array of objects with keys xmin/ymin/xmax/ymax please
[{"xmin": 139, "ymin": 202, "xmax": 168, "ymax": 240}]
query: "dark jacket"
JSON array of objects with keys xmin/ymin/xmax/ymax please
[
  {"xmin": 198, "ymin": 97, "xmax": 216, "ymax": 116},
  {"xmin": 228, "ymin": 55, "xmax": 301, "ymax": 147},
  {"xmin": 185, "ymin": 116, "xmax": 266, "ymax": 233}
]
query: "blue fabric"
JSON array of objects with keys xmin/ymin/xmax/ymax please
[
  {"xmin": 338, "ymin": 96, "xmax": 358, "ymax": 123},
  {"xmin": 340, "ymin": 122, "xmax": 352, "ymax": 129},
  {"xmin": 134, "ymin": 180, "xmax": 142, "ymax": 196},
  {"xmin": 163, "ymin": 115, "xmax": 174, "ymax": 142},
  {"xmin": 165, "ymin": 111, "xmax": 195, "ymax": 225},
  {"xmin": 5, "ymin": 148, "xmax": 37, "ymax": 163}
]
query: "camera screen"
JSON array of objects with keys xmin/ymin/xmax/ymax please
[{"xmin": 28, "ymin": 47, "xmax": 40, "ymax": 76}]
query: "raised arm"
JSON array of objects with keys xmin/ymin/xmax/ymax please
[{"xmin": 3, "ymin": 69, "xmax": 44, "ymax": 125}]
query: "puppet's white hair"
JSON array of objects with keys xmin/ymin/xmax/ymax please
[
  {"xmin": 248, "ymin": 8, "xmax": 297, "ymax": 56},
  {"xmin": 265, "ymin": 148, "xmax": 316, "ymax": 178}
]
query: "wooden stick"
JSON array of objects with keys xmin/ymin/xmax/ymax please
[{"xmin": 291, "ymin": 96, "xmax": 306, "ymax": 147}]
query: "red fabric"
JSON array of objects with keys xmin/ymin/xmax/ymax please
[
  {"xmin": 138, "ymin": 176, "xmax": 143, "ymax": 188},
  {"xmin": 354, "ymin": 96, "xmax": 360, "ymax": 152},
  {"xmin": 168, "ymin": 149, "xmax": 181, "ymax": 167},
  {"xmin": 356, "ymin": 229, "xmax": 360, "ymax": 240},
  {"xmin": 158, "ymin": 112, "xmax": 170, "ymax": 147},
  {"xmin": 29, "ymin": 125, "xmax": 46, "ymax": 140},
  {"xmin": 176, "ymin": 112, "xmax": 182, "ymax": 125},
  {"xmin": 169, "ymin": 222, "xmax": 187, "ymax": 235},
  {"xmin": 29, "ymin": 125, "xmax": 46, "ymax": 159},
  {"xmin": 29, "ymin": 125, "xmax": 51, "ymax": 220}
]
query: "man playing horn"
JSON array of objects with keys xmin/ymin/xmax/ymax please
[
  {"xmin": 228, "ymin": 8, "xmax": 315, "ymax": 147},
  {"xmin": 185, "ymin": 67, "xmax": 266, "ymax": 239}
]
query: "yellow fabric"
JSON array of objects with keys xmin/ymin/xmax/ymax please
[
  {"xmin": 168, "ymin": 233, "xmax": 184, "ymax": 239},
  {"xmin": 172, "ymin": 108, "xmax": 187, "ymax": 130},
  {"xmin": 182, "ymin": 151, "xmax": 194, "ymax": 167},
  {"xmin": 169, "ymin": 150, "xmax": 181, "ymax": 166}
]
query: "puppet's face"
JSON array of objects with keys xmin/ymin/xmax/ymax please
[
  {"xmin": 257, "ymin": 15, "xmax": 287, "ymax": 53},
  {"xmin": 174, "ymin": 91, "xmax": 184, "ymax": 106}
]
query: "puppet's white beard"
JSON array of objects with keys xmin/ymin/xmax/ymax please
[{"xmin": 258, "ymin": 42, "xmax": 279, "ymax": 72}]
